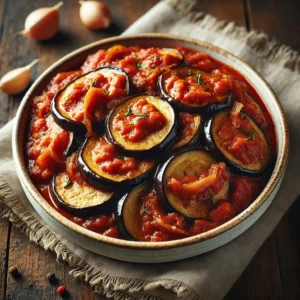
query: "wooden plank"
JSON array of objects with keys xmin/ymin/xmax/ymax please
[
  {"xmin": 273, "ymin": 199, "xmax": 300, "ymax": 300},
  {"xmin": 6, "ymin": 225, "xmax": 105, "ymax": 300},
  {"xmin": 224, "ymin": 235, "xmax": 282, "ymax": 300},
  {"xmin": 0, "ymin": 220, "xmax": 10, "ymax": 300},
  {"xmin": 248, "ymin": 1, "xmax": 300, "ymax": 299},
  {"xmin": 249, "ymin": 0, "xmax": 300, "ymax": 50}
]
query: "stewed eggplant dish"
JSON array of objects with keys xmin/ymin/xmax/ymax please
[{"xmin": 25, "ymin": 45, "xmax": 276, "ymax": 241}]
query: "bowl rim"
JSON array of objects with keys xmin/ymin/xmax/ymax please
[{"xmin": 12, "ymin": 33, "xmax": 289, "ymax": 250}]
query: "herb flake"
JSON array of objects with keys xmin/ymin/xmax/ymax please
[
  {"xmin": 136, "ymin": 59, "xmax": 143, "ymax": 70},
  {"xmin": 125, "ymin": 107, "xmax": 134, "ymax": 118},
  {"xmin": 209, "ymin": 195, "xmax": 215, "ymax": 206},
  {"xmin": 195, "ymin": 72, "xmax": 205, "ymax": 86},
  {"xmin": 141, "ymin": 207, "xmax": 150, "ymax": 215},
  {"xmin": 135, "ymin": 113, "xmax": 148, "ymax": 121},
  {"xmin": 63, "ymin": 178, "xmax": 73, "ymax": 188},
  {"xmin": 239, "ymin": 128, "xmax": 255, "ymax": 141},
  {"xmin": 117, "ymin": 155, "xmax": 125, "ymax": 160},
  {"xmin": 103, "ymin": 89, "xmax": 109, "ymax": 95},
  {"xmin": 92, "ymin": 78, "xmax": 98, "ymax": 87}
]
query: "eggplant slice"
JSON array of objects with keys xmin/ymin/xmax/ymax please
[
  {"xmin": 116, "ymin": 183, "xmax": 152, "ymax": 240},
  {"xmin": 77, "ymin": 136, "xmax": 156, "ymax": 191},
  {"xmin": 204, "ymin": 105, "xmax": 272, "ymax": 176},
  {"xmin": 157, "ymin": 48, "xmax": 184, "ymax": 62},
  {"xmin": 50, "ymin": 170, "xmax": 117, "ymax": 216},
  {"xmin": 155, "ymin": 149, "xmax": 230, "ymax": 219},
  {"xmin": 106, "ymin": 94, "xmax": 178, "ymax": 157},
  {"xmin": 52, "ymin": 67, "xmax": 130, "ymax": 135},
  {"xmin": 158, "ymin": 65, "xmax": 232, "ymax": 115},
  {"xmin": 172, "ymin": 113, "xmax": 202, "ymax": 151}
]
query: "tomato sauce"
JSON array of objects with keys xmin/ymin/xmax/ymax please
[
  {"xmin": 217, "ymin": 109, "xmax": 270, "ymax": 166},
  {"xmin": 174, "ymin": 113, "xmax": 200, "ymax": 149},
  {"xmin": 92, "ymin": 138, "xmax": 140, "ymax": 175},
  {"xmin": 112, "ymin": 98, "xmax": 166, "ymax": 142},
  {"xmin": 25, "ymin": 44, "xmax": 277, "ymax": 242},
  {"xmin": 163, "ymin": 68, "xmax": 232, "ymax": 106},
  {"xmin": 59, "ymin": 71, "xmax": 128, "ymax": 123}
]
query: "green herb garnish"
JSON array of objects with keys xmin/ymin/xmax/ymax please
[
  {"xmin": 187, "ymin": 70, "xmax": 193, "ymax": 76},
  {"xmin": 117, "ymin": 155, "xmax": 125, "ymax": 160},
  {"xmin": 152, "ymin": 54, "xmax": 158, "ymax": 61},
  {"xmin": 141, "ymin": 207, "xmax": 150, "ymax": 215},
  {"xmin": 135, "ymin": 113, "xmax": 148, "ymax": 121},
  {"xmin": 239, "ymin": 128, "xmax": 255, "ymax": 141},
  {"xmin": 103, "ymin": 89, "xmax": 109, "ymax": 95},
  {"xmin": 195, "ymin": 72, "xmax": 205, "ymax": 86},
  {"xmin": 92, "ymin": 78, "xmax": 98, "ymax": 87},
  {"xmin": 64, "ymin": 98, "xmax": 70, "ymax": 103},
  {"xmin": 63, "ymin": 178, "xmax": 73, "ymax": 188},
  {"xmin": 209, "ymin": 195, "xmax": 215, "ymax": 206},
  {"xmin": 136, "ymin": 59, "xmax": 143, "ymax": 70},
  {"xmin": 125, "ymin": 107, "xmax": 134, "ymax": 118}
]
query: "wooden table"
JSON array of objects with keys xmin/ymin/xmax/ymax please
[{"xmin": 0, "ymin": 0, "xmax": 299, "ymax": 299}]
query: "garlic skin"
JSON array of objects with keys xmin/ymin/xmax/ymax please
[
  {"xmin": 21, "ymin": 2, "xmax": 63, "ymax": 41},
  {"xmin": 79, "ymin": 1, "xmax": 112, "ymax": 30},
  {"xmin": 0, "ymin": 59, "xmax": 39, "ymax": 95}
]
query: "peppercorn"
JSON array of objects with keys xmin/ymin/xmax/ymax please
[
  {"xmin": 8, "ymin": 266, "xmax": 21, "ymax": 278},
  {"xmin": 57, "ymin": 285, "xmax": 68, "ymax": 297},
  {"xmin": 47, "ymin": 272, "xmax": 58, "ymax": 285}
]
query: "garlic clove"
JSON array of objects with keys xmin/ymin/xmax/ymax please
[
  {"xmin": 0, "ymin": 59, "xmax": 39, "ymax": 95},
  {"xmin": 79, "ymin": 1, "xmax": 112, "ymax": 30},
  {"xmin": 20, "ymin": 1, "xmax": 63, "ymax": 41}
]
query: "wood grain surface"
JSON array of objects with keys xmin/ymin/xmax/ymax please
[{"xmin": 0, "ymin": 0, "xmax": 299, "ymax": 299}]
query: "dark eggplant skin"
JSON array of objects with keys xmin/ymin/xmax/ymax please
[
  {"xmin": 154, "ymin": 155, "xmax": 178, "ymax": 214},
  {"xmin": 115, "ymin": 182, "xmax": 152, "ymax": 241},
  {"xmin": 49, "ymin": 173, "xmax": 119, "ymax": 217},
  {"xmin": 105, "ymin": 93, "xmax": 179, "ymax": 158},
  {"xmin": 51, "ymin": 67, "xmax": 131, "ymax": 136},
  {"xmin": 157, "ymin": 66, "xmax": 232, "ymax": 116},
  {"xmin": 65, "ymin": 134, "xmax": 85, "ymax": 157},
  {"xmin": 172, "ymin": 113, "xmax": 203, "ymax": 153},
  {"xmin": 77, "ymin": 137, "xmax": 155, "ymax": 191},
  {"xmin": 204, "ymin": 110, "xmax": 271, "ymax": 177}
]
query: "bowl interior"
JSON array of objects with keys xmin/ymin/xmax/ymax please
[{"xmin": 13, "ymin": 34, "xmax": 288, "ymax": 249}]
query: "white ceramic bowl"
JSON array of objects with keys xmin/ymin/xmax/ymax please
[{"xmin": 13, "ymin": 34, "xmax": 289, "ymax": 263}]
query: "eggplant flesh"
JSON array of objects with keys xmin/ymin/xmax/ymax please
[
  {"xmin": 77, "ymin": 136, "xmax": 155, "ymax": 191},
  {"xmin": 116, "ymin": 183, "xmax": 152, "ymax": 241},
  {"xmin": 52, "ymin": 67, "xmax": 130, "ymax": 135},
  {"xmin": 106, "ymin": 94, "xmax": 178, "ymax": 157},
  {"xmin": 155, "ymin": 150, "xmax": 230, "ymax": 219},
  {"xmin": 205, "ymin": 110, "xmax": 271, "ymax": 176},
  {"xmin": 158, "ymin": 65, "xmax": 232, "ymax": 115},
  {"xmin": 50, "ymin": 171, "xmax": 116, "ymax": 216},
  {"xmin": 173, "ymin": 113, "xmax": 202, "ymax": 151}
]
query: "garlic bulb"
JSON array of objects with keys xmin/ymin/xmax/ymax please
[
  {"xmin": 79, "ymin": 1, "xmax": 112, "ymax": 30},
  {"xmin": 20, "ymin": 2, "xmax": 63, "ymax": 41},
  {"xmin": 0, "ymin": 59, "xmax": 39, "ymax": 95}
]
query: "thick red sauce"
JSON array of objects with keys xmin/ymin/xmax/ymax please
[
  {"xmin": 163, "ymin": 68, "xmax": 232, "ymax": 106},
  {"xmin": 25, "ymin": 45, "xmax": 276, "ymax": 242},
  {"xmin": 112, "ymin": 98, "xmax": 166, "ymax": 142},
  {"xmin": 60, "ymin": 71, "xmax": 128, "ymax": 123},
  {"xmin": 217, "ymin": 109, "xmax": 270, "ymax": 166},
  {"xmin": 92, "ymin": 138, "xmax": 141, "ymax": 175},
  {"xmin": 168, "ymin": 162, "xmax": 230, "ymax": 203}
]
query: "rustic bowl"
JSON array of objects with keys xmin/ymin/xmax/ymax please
[{"xmin": 12, "ymin": 34, "xmax": 289, "ymax": 263}]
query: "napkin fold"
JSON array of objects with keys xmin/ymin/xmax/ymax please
[{"xmin": 1, "ymin": 1, "xmax": 300, "ymax": 299}]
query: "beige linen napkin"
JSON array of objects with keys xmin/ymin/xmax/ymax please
[{"xmin": 1, "ymin": 1, "xmax": 300, "ymax": 299}]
